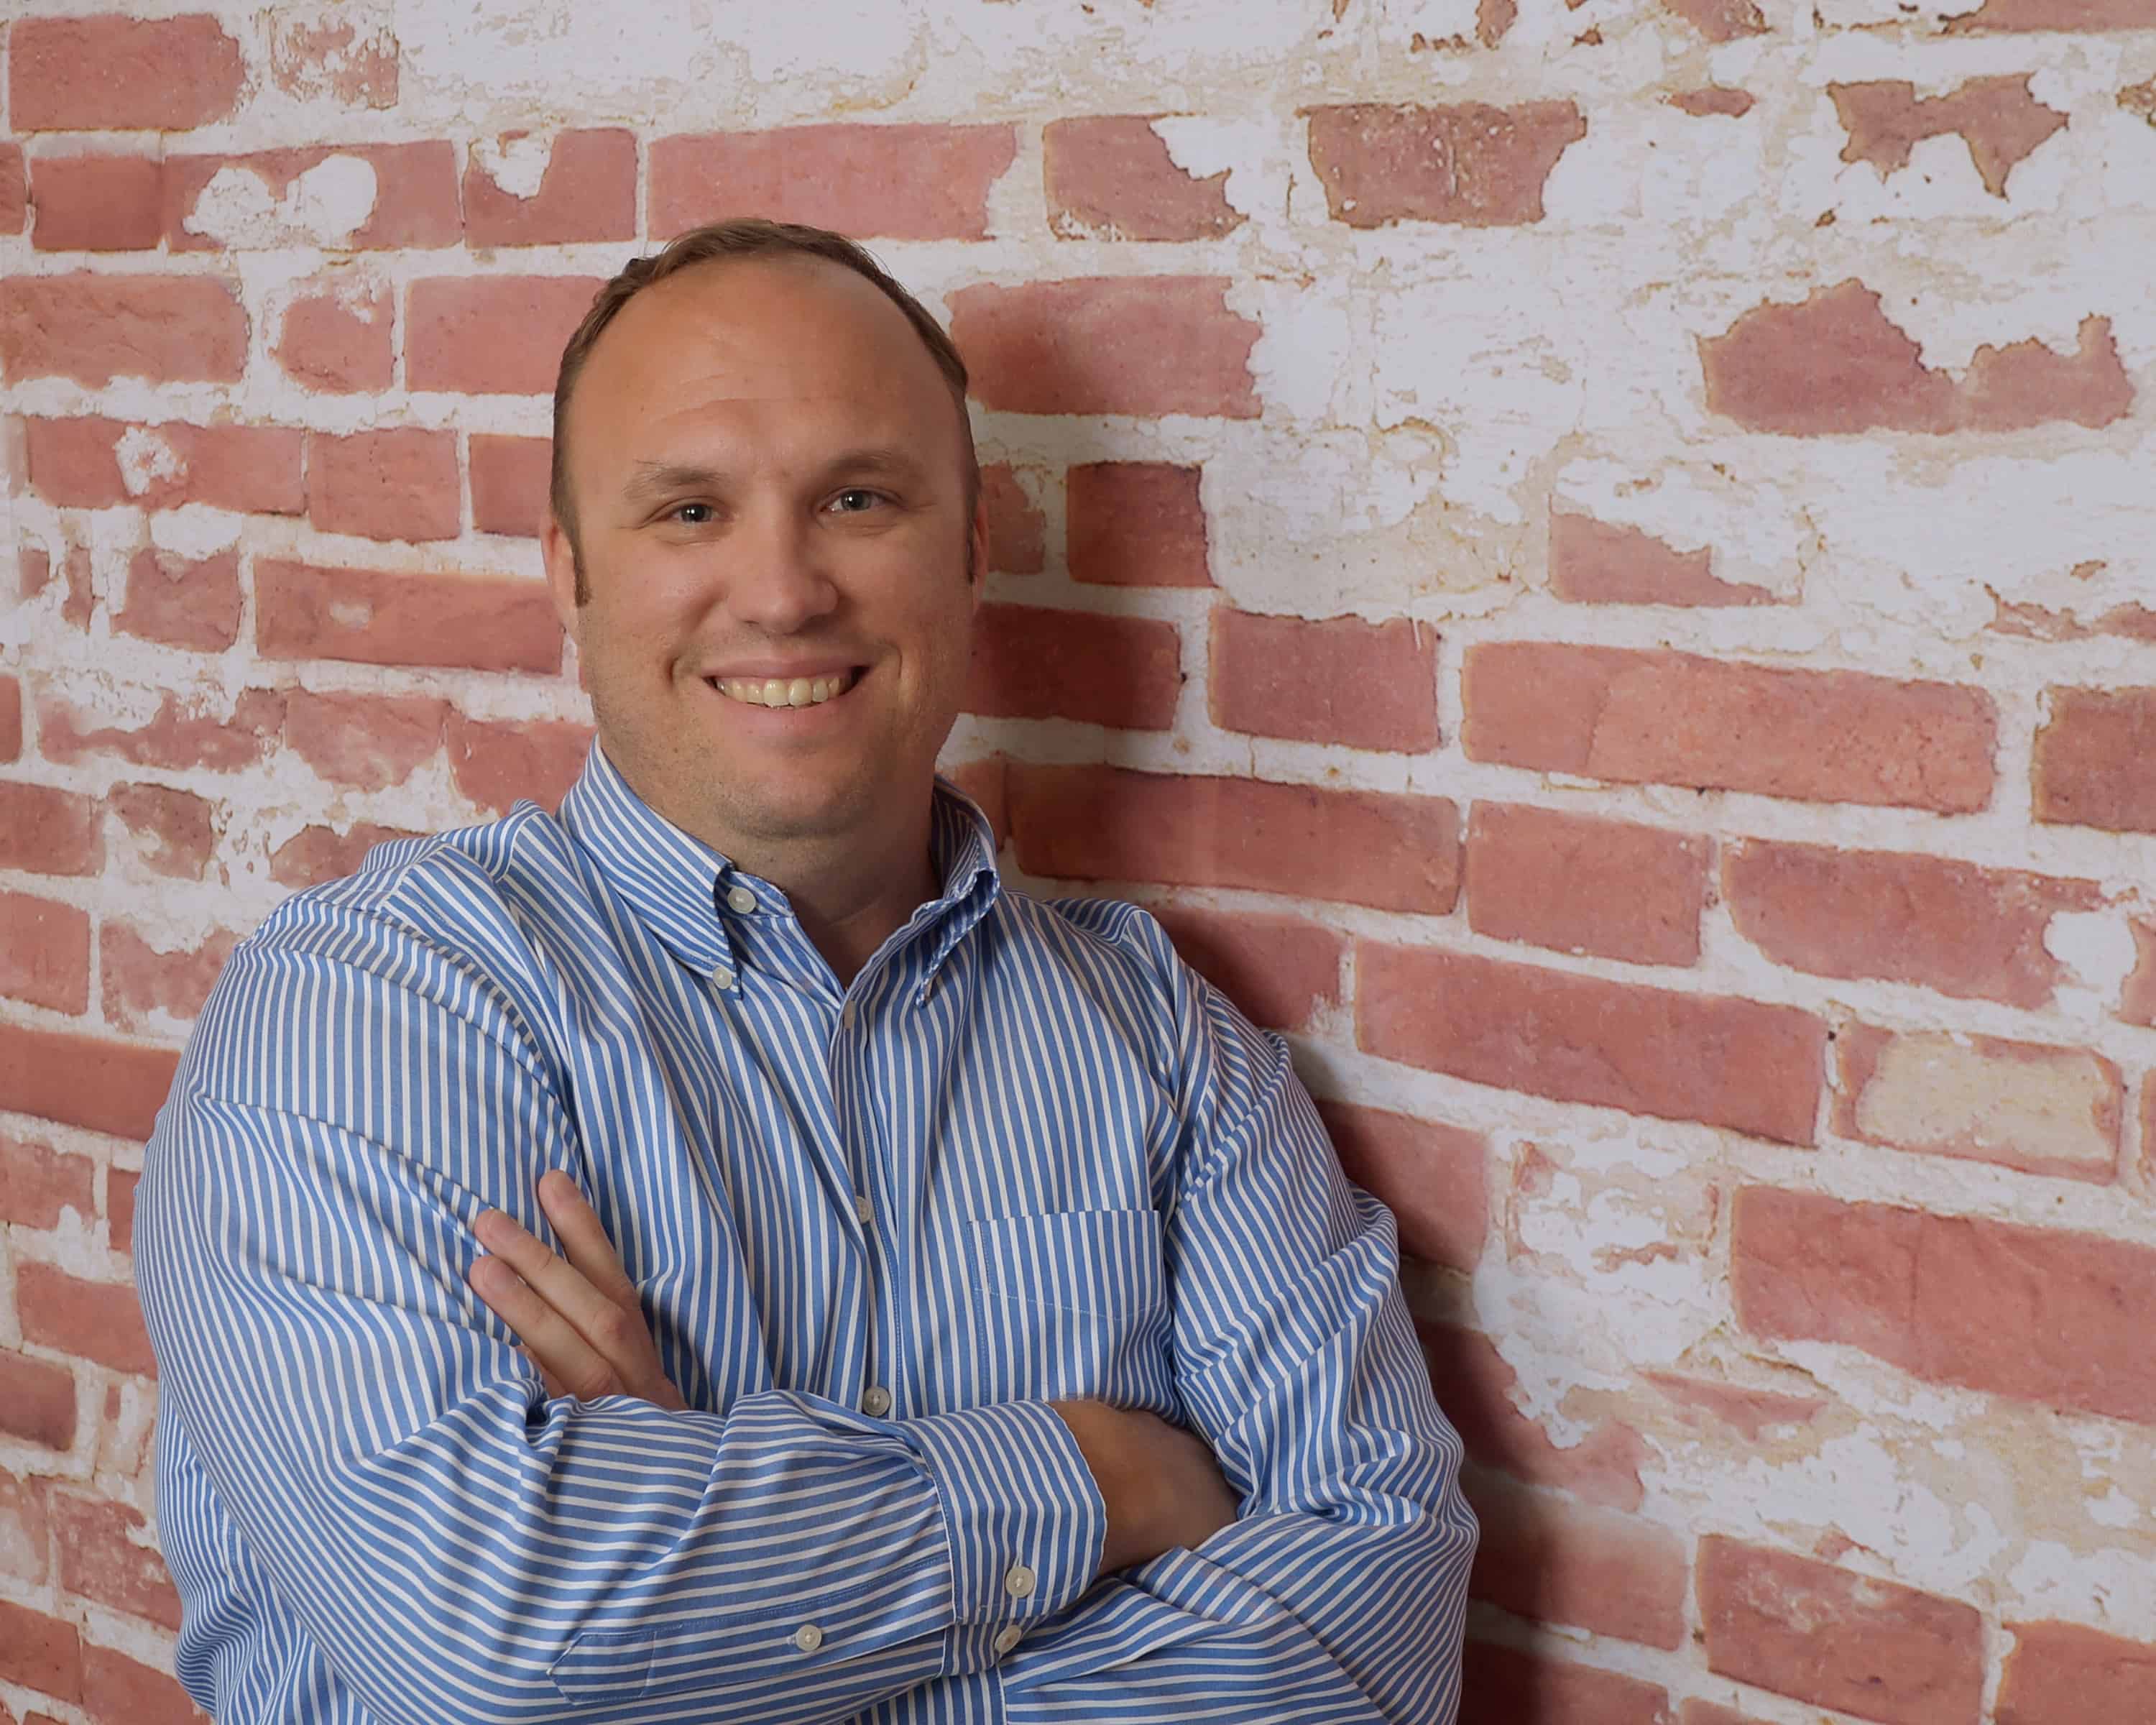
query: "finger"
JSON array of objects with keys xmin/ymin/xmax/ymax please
[
  {"xmin": 520, "ymin": 1345, "xmax": 571, "ymax": 1404},
  {"xmin": 536, "ymin": 1171, "xmax": 639, "ymax": 1307},
  {"xmin": 471, "ymin": 1205, "xmax": 629, "ymax": 1354},
  {"xmin": 467, "ymin": 1254, "xmax": 620, "ymax": 1402}
]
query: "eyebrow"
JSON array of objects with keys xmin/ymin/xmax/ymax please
[{"xmin": 621, "ymin": 446, "xmax": 931, "ymax": 504}]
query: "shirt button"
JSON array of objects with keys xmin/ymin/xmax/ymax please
[
  {"xmin": 862, "ymin": 1384, "xmax": 892, "ymax": 1417},
  {"xmin": 793, "ymin": 1622, "xmax": 823, "ymax": 1653},
  {"xmin": 712, "ymin": 966, "xmax": 736, "ymax": 991},
  {"xmin": 994, "ymin": 1625, "xmax": 1023, "ymax": 1656},
  {"xmin": 853, "ymin": 1193, "xmax": 874, "ymax": 1225},
  {"xmin": 1003, "ymin": 1563, "xmax": 1036, "ymax": 1600},
  {"xmin": 726, "ymin": 885, "xmax": 758, "ymax": 915}
]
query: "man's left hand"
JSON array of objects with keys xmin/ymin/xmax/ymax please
[{"xmin": 468, "ymin": 1170, "xmax": 688, "ymax": 1411}]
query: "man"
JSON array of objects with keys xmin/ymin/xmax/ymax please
[{"xmin": 135, "ymin": 218, "xmax": 1478, "ymax": 1725}]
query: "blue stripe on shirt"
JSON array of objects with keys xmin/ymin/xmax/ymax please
[{"xmin": 135, "ymin": 742, "xmax": 1476, "ymax": 1724}]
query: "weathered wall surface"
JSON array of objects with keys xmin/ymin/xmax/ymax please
[{"xmin": 2, "ymin": 1, "xmax": 2154, "ymax": 1721}]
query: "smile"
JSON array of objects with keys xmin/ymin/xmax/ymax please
[{"xmin": 709, "ymin": 668, "xmax": 860, "ymax": 708}]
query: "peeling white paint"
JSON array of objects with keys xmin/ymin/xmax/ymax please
[{"xmin": 185, "ymin": 156, "xmax": 382, "ymax": 249}]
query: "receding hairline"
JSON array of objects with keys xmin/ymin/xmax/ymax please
[{"xmin": 548, "ymin": 221, "xmax": 978, "ymax": 548}]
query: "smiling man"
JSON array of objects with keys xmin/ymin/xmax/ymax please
[{"xmin": 134, "ymin": 219, "xmax": 1477, "ymax": 1725}]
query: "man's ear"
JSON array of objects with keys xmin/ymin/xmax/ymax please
[
  {"xmin": 540, "ymin": 510, "xmax": 584, "ymax": 640},
  {"xmin": 967, "ymin": 491, "xmax": 990, "ymax": 615}
]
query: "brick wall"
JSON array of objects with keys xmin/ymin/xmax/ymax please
[{"xmin": 2, "ymin": 4, "xmax": 2153, "ymax": 1722}]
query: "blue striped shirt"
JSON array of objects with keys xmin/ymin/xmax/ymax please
[{"xmin": 134, "ymin": 742, "xmax": 1477, "ymax": 1725}]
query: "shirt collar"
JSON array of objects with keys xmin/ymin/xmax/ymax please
[{"xmin": 556, "ymin": 741, "xmax": 1003, "ymax": 995}]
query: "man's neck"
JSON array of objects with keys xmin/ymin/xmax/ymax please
[{"xmin": 724, "ymin": 807, "xmax": 942, "ymax": 990}]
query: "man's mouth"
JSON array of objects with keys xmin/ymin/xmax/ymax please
[{"xmin": 708, "ymin": 667, "xmax": 860, "ymax": 709}]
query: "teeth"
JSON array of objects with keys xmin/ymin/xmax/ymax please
[{"xmin": 713, "ymin": 669, "xmax": 854, "ymax": 707}]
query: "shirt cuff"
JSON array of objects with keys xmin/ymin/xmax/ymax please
[{"xmin": 903, "ymin": 1399, "xmax": 1106, "ymax": 1670}]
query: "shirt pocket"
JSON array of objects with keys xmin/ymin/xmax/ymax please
[{"xmin": 965, "ymin": 1208, "xmax": 1174, "ymax": 1411}]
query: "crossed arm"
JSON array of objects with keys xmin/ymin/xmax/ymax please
[{"xmin": 139, "ymin": 898, "xmax": 1475, "ymax": 1725}]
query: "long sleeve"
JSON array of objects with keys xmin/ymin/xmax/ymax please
[
  {"xmin": 995, "ymin": 961, "xmax": 1478, "ymax": 1724},
  {"xmin": 134, "ymin": 878, "xmax": 1105, "ymax": 1725}
]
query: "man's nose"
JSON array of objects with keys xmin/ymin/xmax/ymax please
[{"xmin": 724, "ymin": 507, "xmax": 840, "ymax": 634}]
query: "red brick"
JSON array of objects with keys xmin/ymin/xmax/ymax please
[
  {"xmin": 1549, "ymin": 510, "xmax": 1772, "ymax": 607},
  {"xmin": 2034, "ymin": 686, "xmax": 2156, "ymax": 833},
  {"xmin": 1151, "ymin": 904, "xmax": 1345, "ymax": 1034},
  {"xmin": 0, "ymin": 144, "xmax": 25, "ymax": 234},
  {"xmin": 981, "ymin": 464, "xmax": 1046, "ymax": 574},
  {"xmin": 1, "ymin": 275, "xmax": 247, "ymax": 385},
  {"xmin": 0, "ymin": 1352, "xmax": 78, "ymax": 1452},
  {"xmin": 0, "ymin": 783, "xmax": 103, "ymax": 876},
  {"xmin": 1680, "ymin": 1705, "xmax": 1772, "ymax": 1725},
  {"xmin": 257, "ymin": 561, "xmax": 563, "ymax": 673},
  {"xmin": 108, "ymin": 1168, "xmax": 139, "ymax": 1257},
  {"xmin": 1466, "ymin": 804, "xmax": 1708, "ymax": 967},
  {"xmin": 1457, "ymin": 1642, "xmax": 1668, "ymax": 1725},
  {"xmin": 1832, "ymin": 77, "xmax": 2066, "ymax": 198},
  {"xmin": 0, "ymin": 1598, "xmax": 81, "ymax": 1701},
  {"xmin": 1702, "ymin": 281, "xmax": 2132, "ymax": 434},
  {"xmin": 1360, "ymin": 945, "xmax": 1824, "ymax": 1144},
  {"xmin": 165, "ymin": 144, "xmax": 459, "ymax": 252},
  {"xmin": 1669, "ymin": 87, "xmax": 1758, "ymax": 117},
  {"xmin": 944, "ymin": 758, "xmax": 1008, "ymax": 846},
  {"xmin": 0, "ymin": 677, "xmax": 19, "ymax": 763},
  {"xmin": 1314, "ymin": 1100, "xmax": 1486, "ymax": 1274},
  {"xmin": 1210, "ymin": 610, "xmax": 1438, "ymax": 753},
  {"xmin": 275, "ymin": 273, "xmax": 392, "ymax": 394},
  {"xmin": 1465, "ymin": 1473, "xmax": 1687, "ymax": 1649},
  {"xmin": 968, "ymin": 603, "xmax": 1182, "ymax": 731},
  {"xmin": 1834, "ymin": 1026, "xmax": 2121, "ymax": 1181},
  {"xmin": 114, "ymin": 549, "xmax": 242, "ymax": 652},
  {"xmin": 80, "ymin": 1642, "xmax": 208, "ymax": 1725},
  {"xmin": 466, "ymin": 129, "xmax": 637, "ymax": 247},
  {"xmin": 406, "ymin": 275, "xmax": 607, "ymax": 395},
  {"xmin": 444, "ymin": 715, "xmax": 593, "ymax": 815},
  {"xmin": 10, "ymin": 15, "xmax": 243, "ymax": 132},
  {"xmin": 16, "ymin": 1263, "xmax": 155, "ymax": 1378},
  {"xmin": 110, "ymin": 784, "xmax": 218, "ymax": 882},
  {"xmin": 24, "ymin": 416, "xmax": 305, "ymax": 516},
  {"xmin": 0, "ymin": 1466, "xmax": 53, "ymax": 1583},
  {"xmin": 1067, "ymin": 463, "xmax": 1210, "ymax": 586},
  {"xmin": 1644, "ymin": 1372, "xmax": 1826, "ymax": 1441},
  {"xmin": 306, "ymin": 428, "xmax": 460, "ymax": 543},
  {"xmin": 650, "ymin": 123, "xmax": 1015, "ymax": 240},
  {"xmin": 50, "ymin": 1494, "xmax": 180, "ymax": 1630},
  {"xmin": 949, "ymin": 279, "xmax": 1261, "ymax": 418},
  {"xmin": 471, "ymin": 434, "xmax": 552, "ymax": 538},
  {"xmin": 1699, "ymin": 1536, "xmax": 1983, "ymax": 1724},
  {"xmin": 28, "ymin": 154, "xmax": 165, "ymax": 252},
  {"xmin": 0, "ymin": 893, "xmax": 91, "ymax": 1016},
  {"xmin": 101, "ymin": 923, "xmax": 236, "ymax": 1035},
  {"xmin": 39, "ymin": 689, "xmax": 286, "ymax": 774},
  {"xmin": 1660, "ymin": 0, "xmax": 1769, "ymax": 37},
  {"xmin": 283, "ymin": 689, "xmax": 448, "ymax": 791},
  {"xmin": 1307, "ymin": 102, "xmax": 1587, "ymax": 227},
  {"xmin": 1416, "ymin": 1320, "xmax": 1648, "ymax": 1509},
  {"xmin": 1045, "ymin": 115, "xmax": 1245, "ymax": 241},
  {"xmin": 0, "ymin": 1026, "xmax": 179, "ymax": 1141},
  {"xmin": 1990, "ymin": 596, "xmax": 2156, "ymax": 644},
  {"xmin": 1723, "ymin": 839, "xmax": 2101, "ymax": 1008},
  {"xmin": 1998, "ymin": 1620, "xmax": 2156, "ymax": 1724},
  {"xmin": 267, "ymin": 822, "xmax": 424, "ymax": 888},
  {"xmin": 1466, "ymin": 643, "xmax": 1995, "ymax": 813},
  {"xmin": 21, "ymin": 541, "xmax": 95, "ymax": 630},
  {"xmin": 1008, "ymin": 764, "xmax": 1459, "ymax": 914},
  {"xmin": 1735, "ymin": 1185, "xmax": 2156, "ymax": 1424},
  {"xmin": 0, "ymin": 1133, "xmax": 96, "ymax": 1229},
  {"xmin": 1951, "ymin": 0, "xmax": 2156, "ymax": 24}
]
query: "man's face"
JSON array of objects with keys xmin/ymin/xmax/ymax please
[{"xmin": 543, "ymin": 255, "xmax": 985, "ymax": 859}]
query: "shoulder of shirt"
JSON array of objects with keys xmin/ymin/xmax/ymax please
[
  {"xmin": 981, "ymin": 885, "xmax": 1197, "ymax": 1012},
  {"xmin": 241, "ymin": 801, "xmax": 578, "ymax": 973}
]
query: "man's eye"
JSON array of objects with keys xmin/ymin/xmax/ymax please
[
  {"xmin": 829, "ymin": 489, "xmax": 882, "ymax": 514},
  {"xmin": 671, "ymin": 502, "xmax": 715, "ymax": 525}
]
